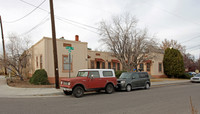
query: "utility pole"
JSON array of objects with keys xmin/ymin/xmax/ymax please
[
  {"xmin": 49, "ymin": 0, "xmax": 60, "ymax": 89},
  {"xmin": 0, "ymin": 16, "xmax": 7, "ymax": 75}
]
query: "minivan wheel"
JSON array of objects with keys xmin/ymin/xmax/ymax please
[
  {"xmin": 63, "ymin": 90, "xmax": 72, "ymax": 95},
  {"xmin": 145, "ymin": 83, "xmax": 150, "ymax": 89},
  {"xmin": 105, "ymin": 84, "xmax": 114, "ymax": 94},
  {"xmin": 73, "ymin": 86, "xmax": 84, "ymax": 98},
  {"xmin": 126, "ymin": 85, "xmax": 132, "ymax": 92}
]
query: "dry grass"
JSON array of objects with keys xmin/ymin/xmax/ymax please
[
  {"xmin": 7, "ymin": 77, "xmax": 54, "ymax": 88},
  {"xmin": 151, "ymin": 78, "xmax": 188, "ymax": 82}
]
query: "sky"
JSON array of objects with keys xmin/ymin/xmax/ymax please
[{"xmin": 0, "ymin": 0, "xmax": 200, "ymax": 59}]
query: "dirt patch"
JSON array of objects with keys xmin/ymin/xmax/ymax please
[{"xmin": 7, "ymin": 77, "xmax": 54, "ymax": 88}]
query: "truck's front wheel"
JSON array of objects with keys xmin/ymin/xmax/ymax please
[{"xmin": 73, "ymin": 86, "xmax": 84, "ymax": 98}]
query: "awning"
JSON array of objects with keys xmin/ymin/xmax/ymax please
[
  {"xmin": 145, "ymin": 60, "xmax": 152, "ymax": 63},
  {"xmin": 111, "ymin": 59, "xmax": 120, "ymax": 63},
  {"xmin": 95, "ymin": 58, "xmax": 105, "ymax": 62}
]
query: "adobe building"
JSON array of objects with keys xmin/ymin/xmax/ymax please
[
  {"xmin": 28, "ymin": 35, "xmax": 165, "ymax": 83},
  {"xmin": 28, "ymin": 36, "xmax": 88, "ymax": 83}
]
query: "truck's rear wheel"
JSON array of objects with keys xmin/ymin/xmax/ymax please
[{"xmin": 73, "ymin": 86, "xmax": 84, "ymax": 98}]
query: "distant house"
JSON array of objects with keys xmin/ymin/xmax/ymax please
[{"xmin": 27, "ymin": 35, "xmax": 165, "ymax": 83}]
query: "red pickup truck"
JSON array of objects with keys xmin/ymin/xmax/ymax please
[{"xmin": 60, "ymin": 69, "xmax": 117, "ymax": 98}]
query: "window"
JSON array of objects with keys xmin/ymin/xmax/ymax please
[
  {"xmin": 102, "ymin": 62, "xmax": 105, "ymax": 69},
  {"xmin": 132, "ymin": 73, "xmax": 139, "ymax": 79},
  {"xmin": 63, "ymin": 55, "xmax": 72, "ymax": 71},
  {"xmin": 117, "ymin": 63, "xmax": 120, "ymax": 71},
  {"xmin": 112, "ymin": 62, "xmax": 116, "ymax": 71},
  {"xmin": 108, "ymin": 62, "xmax": 111, "ymax": 69},
  {"xmin": 139, "ymin": 73, "xmax": 148, "ymax": 78},
  {"xmin": 139, "ymin": 63, "xmax": 144, "ymax": 71},
  {"xmin": 147, "ymin": 63, "xmax": 150, "ymax": 72},
  {"xmin": 91, "ymin": 61, "xmax": 94, "ymax": 69},
  {"xmin": 159, "ymin": 63, "xmax": 162, "ymax": 72},
  {"xmin": 40, "ymin": 55, "xmax": 42, "ymax": 69},
  {"xmin": 103, "ymin": 71, "xmax": 113, "ymax": 77},
  {"xmin": 63, "ymin": 43, "xmax": 71, "ymax": 47},
  {"xmin": 36, "ymin": 56, "xmax": 38, "ymax": 68},
  {"xmin": 89, "ymin": 71, "xmax": 100, "ymax": 78}
]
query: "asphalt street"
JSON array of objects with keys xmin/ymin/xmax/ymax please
[{"xmin": 0, "ymin": 82, "xmax": 199, "ymax": 114}]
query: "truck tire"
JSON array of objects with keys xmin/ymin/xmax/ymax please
[
  {"xmin": 73, "ymin": 86, "xmax": 84, "ymax": 98},
  {"xmin": 105, "ymin": 84, "xmax": 114, "ymax": 94}
]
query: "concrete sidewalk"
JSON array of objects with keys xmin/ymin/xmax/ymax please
[
  {"xmin": 0, "ymin": 76, "xmax": 63, "ymax": 98},
  {"xmin": 0, "ymin": 75, "xmax": 190, "ymax": 98}
]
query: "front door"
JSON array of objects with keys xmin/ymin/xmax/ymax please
[
  {"xmin": 88, "ymin": 71, "xmax": 103, "ymax": 88},
  {"xmin": 96, "ymin": 62, "xmax": 100, "ymax": 69},
  {"xmin": 131, "ymin": 73, "xmax": 140, "ymax": 88}
]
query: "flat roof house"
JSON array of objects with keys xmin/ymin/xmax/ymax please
[
  {"xmin": 28, "ymin": 36, "xmax": 88, "ymax": 83},
  {"xmin": 27, "ymin": 35, "xmax": 165, "ymax": 83}
]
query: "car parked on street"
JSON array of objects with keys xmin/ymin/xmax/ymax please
[
  {"xmin": 60, "ymin": 69, "xmax": 117, "ymax": 98},
  {"xmin": 117, "ymin": 72, "xmax": 151, "ymax": 92},
  {"xmin": 190, "ymin": 73, "xmax": 200, "ymax": 83}
]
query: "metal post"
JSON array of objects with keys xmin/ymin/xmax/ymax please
[
  {"xmin": 49, "ymin": 0, "xmax": 60, "ymax": 89},
  {"xmin": 69, "ymin": 53, "xmax": 71, "ymax": 78},
  {"xmin": 0, "ymin": 16, "xmax": 7, "ymax": 75}
]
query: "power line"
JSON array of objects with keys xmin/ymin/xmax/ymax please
[
  {"xmin": 18, "ymin": 0, "xmax": 98, "ymax": 31},
  {"xmin": 19, "ymin": 0, "xmax": 49, "ymax": 12},
  {"xmin": 5, "ymin": 0, "xmax": 46, "ymax": 23},
  {"xmin": 141, "ymin": 0, "xmax": 200, "ymax": 26},
  {"xmin": 20, "ymin": 14, "xmax": 49, "ymax": 36},
  {"xmin": 186, "ymin": 45, "xmax": 200, "ymax": 50},
  {"xmin": 56, "ymin": 17, "xmax": 99, "ymax": 34},
  {"xmin": 180, "ymin": 35, "xmax": 200, "ymax": 44}
]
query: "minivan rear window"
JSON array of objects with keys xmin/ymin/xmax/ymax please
[
  {"xmin": 139, "ymin": 73, "xmax": 149, "ymax": 78},
  {"xmin": 103, "ymin": 71, "xmax": 113, "ymax": 77}
]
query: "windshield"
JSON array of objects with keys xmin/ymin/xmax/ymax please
[
  {"xmin": 195, "ymin": 74, "xmax": 200, "ymax": 77},
  {"xmin": 77, "ymin": 71, "xmax": 88, "ymax": 77},
  {"xmin": 119, "ymin": 72, "xmax": 132, "ymax": 79}
]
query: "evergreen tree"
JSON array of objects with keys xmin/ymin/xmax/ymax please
[{"xmin": 163, "ymin": 48, "xmax": 185, "ymax": 78}]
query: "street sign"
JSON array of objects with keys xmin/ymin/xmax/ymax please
[
  {"xmin": 66, "ymin": 46, "xmax": 74, "ymax": 53},
  {"xmin": 65, "ymin": 46, "xmax": 74, "ymax": 78}
]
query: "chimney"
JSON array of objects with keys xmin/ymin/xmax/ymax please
[{"xmin": 75, "ymin": 35, "xmax": 79, "ymax": 41}]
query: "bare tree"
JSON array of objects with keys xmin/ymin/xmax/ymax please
[
  {"xmin": 98, "ymin": 14, "xmax": 158, "ymax": 72},
  {"xmin": 160, "ymin": 39, "xmax": 186, "ymax": 54},
  {"xmin": 3, "ymin": 33, "xmax": 32, "ymax": 81}
]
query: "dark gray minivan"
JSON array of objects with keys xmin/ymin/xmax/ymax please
[{"xmin": 117, "ymin": 72, "xmax": 151, "ymax": 92}]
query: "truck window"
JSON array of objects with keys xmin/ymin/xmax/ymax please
[
  {"xmin": 103, "ymin": 71, "xmax": 113, "ymax": 77},
  {"xmin": 89, "ymin": 71, "xmax": 100, "ymax": 78}
]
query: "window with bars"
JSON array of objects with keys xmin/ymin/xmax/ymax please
[
  {"xmin": 147, "ymin": 63, "xmax": 150, "ymax": 72},
  {"xmin": 140, "ymin": 63, "xmax": 144, "ymax": 71},
  {"xmin": 159, "ymin": 63, "xmax": 162, "ymax": 72}
]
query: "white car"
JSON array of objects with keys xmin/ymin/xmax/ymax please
[{"xmin": 191, "ymin": 74, "xmax": 200, "ymax": 82}]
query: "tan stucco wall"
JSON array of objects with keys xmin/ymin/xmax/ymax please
[
  {"xmin": 44, "ymin": 37, "xmax": 88, "ymax": 79},
  {"xmin": 29, "ymin": 37, "xmax": 88, "ymax": 83},
  {"xmin": 151, "ymin": 53, "xmax": 165, "ymax": 77},
  {"xmin": 88, "ymin": 50, "xmax": 123, "ymax": 70},
  {"xmin": 29, "ymin": 37, "xmax": 166, "ymax": 83}
]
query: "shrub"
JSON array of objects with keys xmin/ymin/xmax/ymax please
[
  {"xmin": 163, "ymin": 48, "xmax": 185, "ymax": 78},
  {"xmin": 29, "ymin": 69, "xmax": 50, "ymax": 85},
  {"xmin": 115, "ymin": 70, "xmax": 126, "ymax": 78}
]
